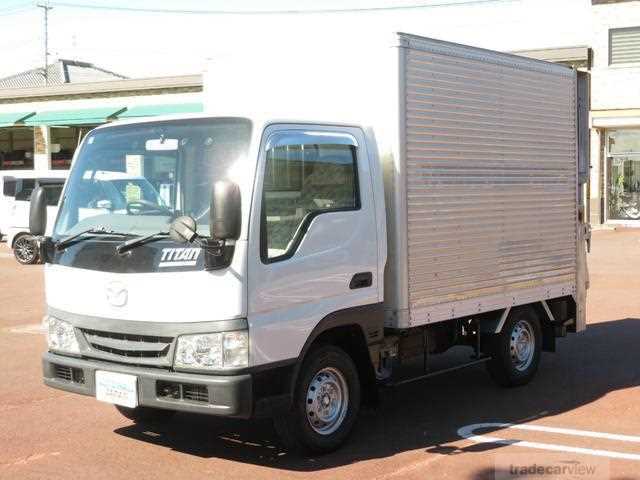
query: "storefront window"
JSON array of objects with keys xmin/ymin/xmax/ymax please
[
  {"xmin": 607, "ymin": 129, "xmax": 640, "ymax": 220},
  {"xmin": 50, "ymin": 126, "xmax": 93, "ymax": 170},
  {"xmin": 0, "ymin": 127, "xmax": 34, "ymax": 170}
]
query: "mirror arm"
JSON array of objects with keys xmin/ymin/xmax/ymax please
[
  {"xmin": 199, "ymin": 237, "xmax": 226, "ymax": 257},
  {"xmin": 200, "ymin": 238, "xmax": 234, "ymax": 271},
  {"xmin": 34, "ymin": 235, "xmax": 52, "ymax": 263}
]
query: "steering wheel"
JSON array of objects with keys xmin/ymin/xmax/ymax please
[{"xmin": 126, "ymin": 199, "xmax": 173, "ymax": 216}]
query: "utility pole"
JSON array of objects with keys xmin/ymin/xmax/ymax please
[{"xmin": 37, "ymin": 1, "xmax": 53, "ymax": 86}]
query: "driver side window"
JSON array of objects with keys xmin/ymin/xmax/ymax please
[{"xmin": 261, "ymin": 132, "xmax": 360, "ymax": 262}]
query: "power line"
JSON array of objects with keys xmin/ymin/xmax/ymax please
[
  {"xmin": 0, "ymin": 2, "xmax": 35, "ymax": 16},
  {"xmin": 0, "ymin": 1, "xmax": 32, "ymax": 10},
  {"xmin": 1, "ymin": 0, "xmax": 31, "ymax": 7},
  {"xmin": 49, "ymin": 0, "xmax": 517, "ymax": 15}
]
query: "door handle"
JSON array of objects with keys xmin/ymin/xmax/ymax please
[{"xmin": 349, "ymin": 272, "xmax": 372, "ymax": 290}]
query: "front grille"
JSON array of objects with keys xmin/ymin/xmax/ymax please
[
  {"xmin": 91, "ymin": 344, "xmax": 169, "ymax": 358},
  {"xmin": 156, "ymin": 381, "xmax": 209, "ymax": 404},
  {"xmin": 81, "ymin": 329, "xmax": 173, "ymax": 361},
  {"xmin": 82, "ymin": 330, "xmax": 173, "ymax": 344},
  {"xmin": 53, "ymin": 364, "xmax": 85, "ymax": 384}
]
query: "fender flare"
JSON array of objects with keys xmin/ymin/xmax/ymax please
[{"xmin": 287, "ymin": 302, "xmax": 384, "ymax": 408}]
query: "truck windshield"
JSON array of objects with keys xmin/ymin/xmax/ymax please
[{"xmin": 53, "ymin": 118, "xmax": 252, "ymax": 238}]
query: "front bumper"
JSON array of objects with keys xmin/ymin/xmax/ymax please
[{"xmin": 43, "ymin": 352, "xmax": 252, "ymax": 418}]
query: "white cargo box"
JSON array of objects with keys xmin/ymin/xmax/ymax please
[
  {"xmin": 204, "ymin": 32, "xmax": 581, "ymax": 330},
  {"xmin": 387, "ymin": 34, "xmax": 578, "ymax": 329}
]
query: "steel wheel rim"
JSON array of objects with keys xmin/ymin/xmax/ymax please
[
  {"xmin": 15, "ymin": 237, "xmax": 35, "ymax": 263},
  {"xmin": 510, "ymin": 319, "xmax": 535, "ymax": 371},
  {"xmin": 306, "ymin": 367, "xmax": 349, "ymax": 435}
]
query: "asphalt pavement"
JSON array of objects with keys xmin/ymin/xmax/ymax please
[{"xmin": 1, "ymin": 230, "xmax": 640, "ymax": 479}]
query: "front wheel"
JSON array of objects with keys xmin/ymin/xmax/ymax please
[
  {"xmin": 273, "ymin": 345, "xmax": 361, "ymax": 454},
  {"xmin": 115, "ymin": 405, "xmax": 176, "ymax": 424},
  {"xmin": 486, "ymin": 307, "xmax": 542, "ymax": 387},
  {"xmin": 13, "ymin": 234, "xmax": 39, "ymax": 265}
]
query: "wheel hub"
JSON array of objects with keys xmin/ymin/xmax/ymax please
[
  {"xmin": 15, "ymin": 238, "xmax": 35, "ymax": 263},
  {"xmin": 510, "ymin": 319, "xmax": 535, "ymax": 371},
  {"xmin": 306, "ymin": 367, "xmax": 349, "ymax": 435}
]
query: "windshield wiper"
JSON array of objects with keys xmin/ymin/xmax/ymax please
[
  {"xmin": 56, "ymin": 227, "xmax": 126, "ymax": 251},
  {"xmin": 116, "ymin": 231, "xmax": 170, "ymax": 254}
]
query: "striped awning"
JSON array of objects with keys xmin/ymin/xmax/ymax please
[
  {"xmin": 24, "ymin": 107, "xmax": 126, "ymax": 126},
  {"xmin": 0, "ymin": 111, "xmax": 36, "ymax": 127},
  {"xmin": 117, "ymin": 102, "xmax": 203, "ymax": 119}
]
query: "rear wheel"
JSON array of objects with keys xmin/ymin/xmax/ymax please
[
  {"xmin": 13, "ymin": 234, "xmax": 38, "ymax": 265},
  {"xmin": 273, "ymin": 345, "xmax": 361, "ymax": 454},
  {"xmin": 486, "ymin": 307, "xmax": 542, "ymax": 387},
  {"xmin": 115, "ymin": 405, "xmax": 176, "ymax": 424}
]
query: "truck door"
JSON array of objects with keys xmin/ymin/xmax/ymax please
[{"xmin": 247, "ymin": 125, "xmax": 380, "ymax": 366}]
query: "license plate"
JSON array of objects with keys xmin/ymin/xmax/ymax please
[{"xmin": 95, "ymin": 371, "xmax": 138, "ymax": 408}]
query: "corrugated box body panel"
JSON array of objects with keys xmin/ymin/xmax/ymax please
[{"xmin": 397, "ymin": 34, "xmax": 577, "ymax": 328}]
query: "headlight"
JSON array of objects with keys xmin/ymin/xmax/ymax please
[
  {"xmin": 174, "ymin": 331, "xmax": 248, "ymax": 370},
  {"xmin": 46, "ymin": 316, "xmax": 80, "ymax": 354}
]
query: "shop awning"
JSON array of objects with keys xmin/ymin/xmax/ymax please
[
  {"xmin": 513, "ymin": 46, "xmax": 591, "ymax": 67},
  {"xmin": 0, "ymin": 111, "xmax": 36, "ymax": 127},
  {"xmin": 24, "ymin": 107, "xmax": 126, "ymax": 126},
  {"xmin": 117, "ymin": 102, "xmax": 203, "ymax": 119}
]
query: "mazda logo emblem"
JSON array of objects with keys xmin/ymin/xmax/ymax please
[{"xmin": 106, "ymin": 281, "xmax": 128, "ymax": 307}]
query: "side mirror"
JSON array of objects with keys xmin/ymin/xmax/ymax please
[
  {"xmin": 29, "ymin": 186, "xmax": 47, "ymax": 236},
  {"xmin": 210, "ymin": 180, "xmax": 241, "ymax": 241},
  {"xmin": 169, "ymin": 216, "xmax": 197, "ymax": 244}
]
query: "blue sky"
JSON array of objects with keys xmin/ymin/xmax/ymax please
[{"xmin": 0, "ymin": 0, "xmax": 590, "ymax": 79}]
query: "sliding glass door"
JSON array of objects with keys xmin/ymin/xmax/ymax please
[{"xmin": 606, "ymin": 129, "xmax": 640, "ymax": 221}]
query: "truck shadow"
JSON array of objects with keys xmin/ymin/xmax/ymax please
[{"xmin": 114, "ymin": 317, "xmax": 640, "ymax": 472}]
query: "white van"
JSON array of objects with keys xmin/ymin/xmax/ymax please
[
  {"xmin": 1, "ymin": 170, "xmax": 35, "ymax": 240},
  {"xmin": 1, "ymin": 170, "xmax": 68, "ymax": 241},
  {"xmin": 6, "ymin": 176, "xmax": 67, "ymax": 264}
]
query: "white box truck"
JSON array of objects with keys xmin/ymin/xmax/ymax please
[{"xmin": 32, "ymin": 33, "xmax": 589, "ymax": 454}]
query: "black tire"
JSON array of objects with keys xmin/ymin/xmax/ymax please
[
  {"xmin": 13, "ymin": 234, "xmax": 39, "ymax": 265},
  {"xmin": 486, "ymin": 307, "xmax": 542, "ymax": 387},
  {"xmin": 273, "ymin": 345, "xmax": 361, "ymax": 455},
  {"xmin": 115, "ymin": 405, "xmax": 176, "ymax": 424}
]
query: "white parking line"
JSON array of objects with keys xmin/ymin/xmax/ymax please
[
  {"xmin": 6, "ymin": 323, "xmax": 45, "ymax": 334},
  {"xmin": 458, "ymin": 422, "xmax": 640, "ymax": 461}
]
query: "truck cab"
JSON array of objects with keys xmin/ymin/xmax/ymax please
[{"xmin": 38, "ymin": 116, "xmax": 386, "ymax": 451}]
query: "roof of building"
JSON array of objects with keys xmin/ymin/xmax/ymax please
[
  {"xmin": 0, "ymin": 74, "xmax": 202, "ymax": 103},
  {"xmin": 0, "ymin": 59, "xmax": 127, "ymax": 89}
]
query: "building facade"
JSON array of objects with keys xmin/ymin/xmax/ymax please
[
  {"xmin": 521, "ymin": 0, "xmax": 640, "ymax": 226},
  {"xmin": 0, "ymin": 74, "xmax": 203, "ymax": 173},
  {"xmin": 590, "ymin": 0, "xmax": 640, "ymax": 225}
]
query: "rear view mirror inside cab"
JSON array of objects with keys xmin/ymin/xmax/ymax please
[{"xmin": 145, "ymin": 138, "xmax": 178, "ymax": 151}]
